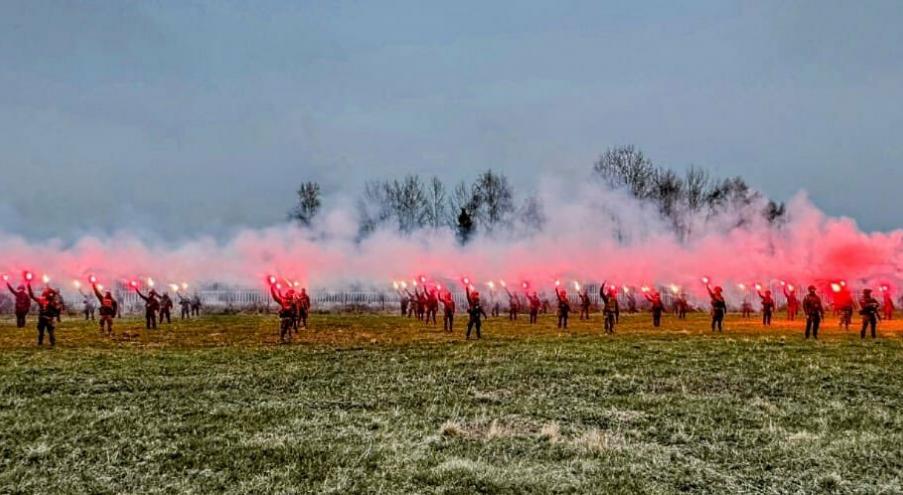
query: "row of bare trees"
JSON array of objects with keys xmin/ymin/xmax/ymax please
[
  {"xmin": 593, "ymin": 145, "xmax": 785, "ymax": 239},
  {"xmin": 288, "ymin": 145, "xmax": 785, "ymax": 243}
]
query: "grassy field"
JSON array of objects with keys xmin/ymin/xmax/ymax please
[{"xmin": 1, "ymin": 311, "xmax": 903, "ymax": 494}]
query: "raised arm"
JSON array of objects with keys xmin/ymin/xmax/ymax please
[
  {"xmin": 92, "ymin": 284, "xmax": 104, "ymax": 302},
  {"xmin": 6, "ymin": 282, "xmax": 16, "ymax": 295},
  {"xmin": 270, "ymin": 285, "xmax": 283, "ymax": 305},
  {"xmin": 135, "ymin": 289, "xmax": 150, "ymax": 302},
  {"xmin": 26, "ymin": 283, "xmax": 38, "ymax": 303}
]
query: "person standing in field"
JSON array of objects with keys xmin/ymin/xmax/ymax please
[
  {"xmin": 526, "ymin": 291, "xmax": 541, "ymax": 324},
  {"xmin": 504, "ymin": 286, "xmax": 520, "ymax": 321},
  {"xmin": 465, "ymin": 286, "xmax": 487, "ymax": 340},
  {"xmin": 27, "ymin": 283, "xmax": 61, "ymax": 346},
  {"xmin": 5, "ymin": 280, "xmax": 31, "ymax": 328},
  {"xmin": 802, "ymin": 285, "xmax": 824, "ymax": 339},
  {"xmin": 599, "ymin": 282, "xmax": 618, "ymax": 334},
  {"xmin": 554, "ymin": 285, "xmax": 570, "ymax": 330},
  {"xmin": 135, "ymin": 288, "xmax": 161, "ymax": 330},
  {"xmin": 178, "ymin": 293, "xmax": 191, "ymax": 319},
  {"xmin": 425, "ymin": 287, "xmax": 439, "ymax": 326},
  {"xmin": 882, "ymin": 288, "xmax": 894, "ymax": 320},
  {"xmin": 835, "ymin": 285, "xmax": 853, "ymax": 330},
  {"xmin": 159, "ymin": 292, "xmax": 173, "ymax": 324},
  {"xmin": 190, "ymin": 294, "xmax": 202, "ymax": 316},
  {"xmin": 577, "ymin": 288, "xmax": 591, "ymax": 320},
  {"xmin": 859, "ymin": 289, "xmax": 880, "ymax": 339},
  {"xmin": 92, "ymin": 282, "xmax": 118, "ymax": 336},
  {"xmin": 270, "ymin": 285, "xmax": 297, "ymax": 343},
  {"xmin": 644, "ymin": 289, "xmax": 665, "ymax": 328},
  {"xmin": 297, "ymin": 288, "xmax": 311, "ymax": 329},
  {"xmin": 784, "ymin": 285, "xmax": 800, "ymax": 321},
  {"xmin": 707, "ymin": 284, "xmax": 726, "ymax": 332},
  {"xmin": 758, "ymin": 288, "xmax": 775, "ymax": 326},
  {"xmin": 441, "ymin": 290, "xmax": 455, "ymax": 332}
]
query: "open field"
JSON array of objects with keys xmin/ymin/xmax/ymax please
[{"xmin": 2, "ymin": 311, "xmax": 903, "ymax": 494}]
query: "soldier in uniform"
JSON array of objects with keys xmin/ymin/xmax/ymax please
[
  {"xmin": 740, "ymin": 298, "xmax": 753, "ymax": 319},
  {"xmin": 297, "ymin": 288, "xmax": 311, "ymax": 329},
  {"xmin": 802, "ymin": 285, "xmax": 824, "ymax": 339},
  {"xmin": 526, "ymin": 291, "xmax": 541, "ymax": 324},
  {"xmin": 783, "ymin": 284, "xmax": 800, "ymax": 321},
  {"xmin": 441, "ymin": 290, "xmax": 455, "ymax": 331},
  {"xmin": 178, "ymin": 293, "xmax": 192, "ymax": 319},
  {"xmin": 159, "ymin": 292, "xmax": 173, "ymax": 324},
  {"xmin": 578, "ymin": 288, "xmax": 591, "ymax": 321},
  {"xmin": 465, "ymin": 286, "xmax": 487, "ymax": 339},
  {"xmin": 269, "ymin": 285, "xmax": 297, "ymax": 343},
  {"xmin": 92, "ymin": 282, "xmax": 118, "ymax": 335},
  {"xmin": 625, "ymin": 290, "xmax": 638, "ymax": 313},
  {"xmin": 135, "ymin": 287, "xmax": 161, "ymax": 330},
  {"xmin": 504, "ymin": 287, "xmax": 520, "ymax": 321},
  {"xmin": 859, "ymin": 288, "xmax": 880, "ymax": 339},
  {"xmin": 706, "ymin": 284, "xmax": 726, "ymax": 332},
  {"xmin": 27, "ymin": 283, "xmax": 61, "ymax": 346},
  {"xmin": 599, "ymin": 282, "xmax": 618, "ymax": 334},
  {"xmin": 190, "ymin": 294, "xmax": 202, "ymax": 316},
  {"xmin": 554, "ymin": 285, "xmax": 570, "ymax": 330},
  {"xmin": 643, "ymin": 289, "xmax": 665, "ymax": 328},
  {"xmin": 5, "ymin": 280, "xmax": 31, "ymax": 328},
  {"xmin": 398, "ymin": 288, "xmax": 409, "ymax": 317},
  {"xmin": 757, "ymin": 288, "xmax": 775, "ymax": 326}
]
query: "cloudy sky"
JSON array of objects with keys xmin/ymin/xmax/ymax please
[{"xmin": 1, "ymin": 0, "xmax": 901, "ymax": 239}]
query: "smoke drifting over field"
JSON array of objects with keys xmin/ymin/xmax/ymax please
[{"xmin": 1, "ymin": 177, "xmax": 901, "ymax": 301}]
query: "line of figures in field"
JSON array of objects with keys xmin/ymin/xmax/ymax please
[
  {"xmin": 394, "ymin": 279, "xmax": 896, "ymax": 341},
  {"xmin": 4, "ymin": 278, "xmax": 202, "ymax": 347}
]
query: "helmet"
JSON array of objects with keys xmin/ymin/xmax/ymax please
[
  {"xmin": 808, "ymin": 285, "xmax": 816, "ymax": 292},
  {"xmin": 863, "ymin": 288, "xmax": 872, "ymax": 294},
  {"xmin": 471, "ymin": 290, "xmax": 480, "ymax": 298}
]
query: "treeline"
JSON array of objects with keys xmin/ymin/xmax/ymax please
[
  {"xmin": 593, "ymin": 146, "xmax": 785, "ymax": 240},
  {"xmin": 288, "ymin": 145, "xmax": 785, "ymax": 243}
]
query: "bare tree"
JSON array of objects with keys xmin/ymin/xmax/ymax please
[
  {"xmin": 288, "ymin": 181, "xmax": 322, "ymax": 227},
  {"xmin": 684, "ymin": 166, "xmax": 710, "ymax": 212},
  {"xmin": 517, "ymin": 194, "xmax": 546, "ymax": 234},
  {"xmin": 593, "ymin": 145, "xmax": 657, "ymax": 199},
  {"xmin": 472, "ymin": 170, "xmax": 515, "ymax": 233},
  {"xmin": 423, "ymin": 176, "xmax": 449, "ymax": 229}
]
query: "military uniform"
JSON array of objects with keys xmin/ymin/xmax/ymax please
[
  {"xmin": 136, "ymin": 290, "xmax": 161, "ymax": 329},
  {"xmin": 802, "ymin": 289, "xmax": 823, "ymax": 339},
  {"xmin": 555, "ymin": 289, "xmax": 570, "ymax": 329},
  {"xmin": 28, "ymin": 285, "xmax": 61, "ymax": 346},
  {"xmin": 93, "ymin": 285, "xmax": 118, "ymax": 335},
  {"xmin": 6, "ymin": 282, "xmax": 31, "ymax": 328},
  {"xmin": 600, "ymin": 284, "xmax": 618, "ymax": 334},
  {"xmin": 159, "ymin": 294, "xmax": 173, "ymax": 324},
  {"xmin": 859, "ymin": 291, "xmax": 880, "ymax": 339},
  {"xmin": 465, "ymin": 288, "xmax": 488, "ymax": 339}
]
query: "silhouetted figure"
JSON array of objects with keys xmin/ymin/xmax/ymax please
[
  {"xmin": 578, "ymin": 289, "xmax": 591, "ymax": 320},
  {"xmin": 465, "ymin": 287, "xmax": 487, "ymax": 340},
  {"xmin": 190, "ymin": 294, "xmax": 202, "ymax": 316},
  {"xmin": 92, "ymin": 283, "xmax": 118, "ymax": 335},
  {"xmin": 835, "ymin": 286, "xmax": 854, "ymax": 330},
  {"xmin": 441, "ymin": 291, "xmax": 455, "ymax": 332},
  {"xmin": 135, "ymin": 289, "xmax": 160, "ymax": 330},
  {"xmin": 526, "ymin": 292, "xmax": 541, "ymax": 324},
  {"xmin": 178, "ymin": 294, "xmax": 191, "ymax": 319},
  {"xmin": 758, "ymin": 289, "xmax": 775, "ymax": 326},
  {"xmin": 707, "ymin": 285, "xmax": 726, "ymax": 332},
  {"xmin": 784, "ymin": 285, "xmax": 800, "ymax": 321},
  {"xmin": 599, "ymin": 282, "xmax": 618, "ymax": 334},
  {"xmin": 882, "ymin": 290, "xmax": 894, "ymax": 320},
  {"xmin": 27, "ymin": 284, "xmax": 61, "ymax": 346},
  {"xmin": 425, "ymin": 288, "xmax": 439, "ymax": 325},
  {"xmin": 644, "ymin": 289, "xmax": 664, "ymax": 328},
  {"xmin": 504, "ymin": 288, "xmax": 519, "ymax": 321},
  {"xmin": 6, "ymin": 281, "xmax": 30, "ymax": 328},
  {"xmin": 270, "ymin": 286, "xmax": 297, "ymax": 343},
  {"xmin": 297, "ymin": 288, "xmax": 311, "ymax": 329},
  {"xmin": 802, "ymin": 286, "xmax": 824, "ymax": 339},
  {"xmin": 159, "ymin": 293, "xmax": 173, "ymax": 324},
  {"xmin": 674, "ymin": 293, "xmax": 689, "ymax": 320},
  {"xmin": 554, "ymin": 286, "xmax": 570, "ymax": 329},
  {"xmin": 740, "ymin": 299, "xmax": 753, "ymax": 319},
  {"xmin": 859, "ymin": 289, "xmax": 880, "ymax": 339}
]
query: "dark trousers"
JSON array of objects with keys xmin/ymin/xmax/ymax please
[
  {"xmin": 280, "ymin": 317, "xmax": 293, "ymax": 342},
  {"xmin": 840, "ymin": 309, "xmax": 852, "ymax": 329},
  {"xmin": 529, "ymin": 309, "xmax": 538, "ymax": 324},
  {"xmin": 508, "ymin": 309, "xmax": 517, "ymax": 321},
  {"xmin": 181, "ymin": 307, "xmax": 190, "ymax": 319},
  {"xmin": 160, "ymin": 309, "xmax": 171, "ymax": 324},
  {"xmin": 652, "ymin": 309, "xmax": 662, "ymax": 327},
  {"xmin": 677, "ymin": 308, "xmax": 686, "ymax": 320},
  {"xmin": 861, "ymin": 316, "xmax": 877, "ymax": 339},
  {"xmin": 805, "ymin": 315, "xmax": 820, "ymax": 339},
  {"xmin": 145, "ymin": 310, "xmax": 157, "ymax": 329},
  {"xmin": 604, "ymin": 311, "xmax": 616, "ymax": 333},
  {"xmin": 466, "ymin": 318, "xmax": 482, "ymax": 339},
  {"xmin": 558, "ymin": 310, "xmax": 568, "ymax": 329},
  {"xmin": 712, "ymin": 310, "xmax": 724, "ymax": 332},
  {"xmin": 426, "ymin": 308, "xmax": 437, "ymax": 325},
  {"xmin": 580, "ymin": 306, "xmax": 590, "ymax": 320},
  {"xmin": 763, "ymin": 310, "xmax": 772, "ymax": 326},
  {"xmin": 443, "ymin": 311, "xmax": 454, "ymax": 331},
  {"xmin": 15, "ymin": 311, "xmax": 27, "ymax": 328},
  {"xmin": 99, "ymin": 314, "xmax": 114, "ymax": 334},
  {"xmin": 299, "ymin": 309, "xmax": 308, "ymax": 329},
  {"xmin": 84, "ymin": 309, "xmax": 94, "ymax": 320},
  {"xmin": 37, "ymin": 317, "xmax": 55, "ymax": 346}
]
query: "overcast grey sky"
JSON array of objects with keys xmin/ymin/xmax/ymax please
[{"xmin": 1, "ymin": 0, "xmax": 901, "ymax": 240}]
